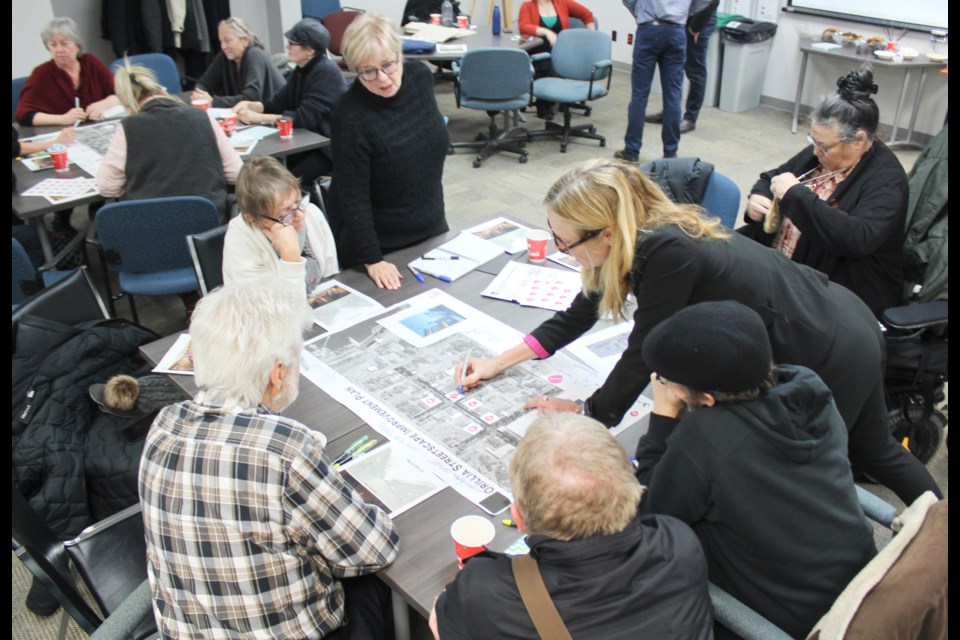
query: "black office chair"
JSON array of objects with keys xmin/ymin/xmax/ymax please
[
  {"xmin": 12, "ymin": 487, "xmax": 156, "ymax": 640},
  {"xmin": 12, "ymin": 266, "xmax": 110, "ymax": 327},
  {"xmin": 187, "ymin": 224, "xmax": 228, "ymax": 296}
]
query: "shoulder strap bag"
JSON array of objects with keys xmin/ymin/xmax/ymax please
[{"xmin": 511, "ymin": 554, "xmax": 573, "ymax": 640}]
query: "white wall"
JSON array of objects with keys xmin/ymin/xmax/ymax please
[{"xmin": 12, "ymin": 0, "xmax": 56, "ymax": 78}]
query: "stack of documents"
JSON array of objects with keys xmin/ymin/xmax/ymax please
[
  {"xmin": 409, "ymin": 232, "xmax": 504, "ymax": 282},
  {"xmin": 404, "ymin": 22, "xmax": 477, "ymax": 43}
]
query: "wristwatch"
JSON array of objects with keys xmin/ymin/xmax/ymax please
[{"xmin": 575, "ymin": 399, "xmax": 585, "ymax": 416}]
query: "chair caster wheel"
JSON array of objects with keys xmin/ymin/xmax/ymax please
[
  {"xmin": 447, "ymin": 147, "xmax": 454, "ymax": 155},
  {"xmin": 473, "ymin": 159, "xmax": 482, "ymax": 168},
  {"xmin": 519, "ymin": 154, "xmax": 528, "ymax": 163},
  {"xmin": 599, "ymin": 139, "xmax": 606, "ymax": 147},
  {"xmin": 584, "ymin": 108, "xmax": 592, "ymax": 117},
  {"xmin": 475, "ymin": 133, "xmax": 485, "ymax": 142},
  {"xmin": 560, "ymin": 145, "xmax": 567, "ymax": 153}
]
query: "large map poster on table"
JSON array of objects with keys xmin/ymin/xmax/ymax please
[{"xmin": 299, "ymin": 289, "xmax": 651, "ymax": 512}]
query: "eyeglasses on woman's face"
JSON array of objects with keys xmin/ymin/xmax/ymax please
[
  {"xmin": 547, "ymin": 220, "xmax": 602, "ymax": 254},
  {"xmin": 358, "ymin": 58, "xmax": 399, "ymax": 82},
  {"xmin": 265, "ymin": 191, "xmax": 308, "ymax": 226},
  {"xmin": 806, "ymin": 133, "xmax": 846, "ymax": 155}
]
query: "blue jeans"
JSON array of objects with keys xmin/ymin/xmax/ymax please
[
  {"xmin": 683, "ymin": 21, "xmax": 716, "ymax": 124},
  {"xmin": 624, "ymin": 24, "xmax": 686, "ymax": 158}
]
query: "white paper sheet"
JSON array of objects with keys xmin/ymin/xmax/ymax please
[
  {"xmin": 482, "ymin": 261, "xmax": 582, "ymax": 311},
  {"xmin": 309, "ymin": 279, "xmax": 385, "ymax": 331}
]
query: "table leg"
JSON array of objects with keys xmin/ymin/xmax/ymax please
[
  {"xmin": 888, "ymin": 68, "xmax": 911, "ymax": 145},
  {"xmin": 393, "ymin": 590, "xmax": 411, "ymax": 640},
  {"xmin": 890, "ymin": 68, "xmax": 929, "ymax": 150},
  {"xmin": 791, "ymin": 52, "xmax": 809, "ymax": 134},
  {"xmin": 32, "ymin": 216, "xmax": 55, "ymax": 262}
]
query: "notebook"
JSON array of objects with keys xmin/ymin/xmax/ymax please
[{"xmin": 409, "ymin": 232, "xmax": 504, "ymax": 282}]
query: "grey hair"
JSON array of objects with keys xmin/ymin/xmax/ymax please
[
  {"xmin": 812, "ymin": 66, "xmax": 880, "ymax": 142},
  {"xmin": 219, "ymin": 17, "xmax": 265, "ymax": 49},
  {"xmin": 341, "ymin": 12, "xmax": 403, "ymax": 73},
  {"xmin": 189, "ymin": 282, "xmax": 312, "ymax": 406},
  {"xmin": 42, "ymin": 17, "xmax": 84, "ymax": 52}
]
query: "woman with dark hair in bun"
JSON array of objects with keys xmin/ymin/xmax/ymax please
[{"xmin": 740, "ymin": 66, "xmax": 906, "ymax": 317}]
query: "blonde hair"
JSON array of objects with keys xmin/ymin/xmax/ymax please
[
  {"xmin": 113, "ymin": 61, "xmax": 176, "ymax": 114},
  {"xmin": 341, "ymin": 12, "xmax": 403, "ymax": 72},
  {"xmin": 218, "ymin": 16, "xmax": 264, "ymax": 49},
  {"xmin": 509, "ymin": 413, "xmax": 643, "ymax": 541},
  {"xmin": 544, "ymin": 158, "xmax": 731, "ymax": 319},
  {"xmin": 236, "ymin": 156, "xmax": 301, "ymax": 224}
]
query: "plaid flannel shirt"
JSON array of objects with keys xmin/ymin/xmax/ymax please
[{"xmin": 139, "ymin": 391, "xmax": 399, "ymax": 638}]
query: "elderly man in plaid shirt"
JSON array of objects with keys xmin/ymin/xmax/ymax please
[{"xmin": 139, "ymin": 281, "xmax": 399, "ymax": 639}]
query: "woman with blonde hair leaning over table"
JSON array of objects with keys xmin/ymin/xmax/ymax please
[
  {"xmin": 223, "ymin": 155, "xmax": 339, "ymax": 297},
  {"xmin": 326, "ymin": 12, "xmax": 449, "ymax": 290},
  {"xmin": 15, "ymin": 16, "xmax": 120, "ymax": 126},
  {"xmin": 191, "ymin": 17, "xmax": 286, "ymax": 108},
  {"xmin": 457, "ymin": 157, "xmax": 941, "ymax": 507},
  {"xmin": 96, "ymin": 62, "xmax": 242, "ymax": 220}
]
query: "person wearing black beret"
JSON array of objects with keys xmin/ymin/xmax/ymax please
[
  {"xmin": 459, "ymin": 158, "xmax": 940, "ymax": 508},
  {"xmin": 634, "ymin": 300, "xmax": 878, "ymax": 639}
]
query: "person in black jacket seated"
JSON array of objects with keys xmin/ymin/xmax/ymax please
[
  {"xmin": 458, "ymin": 158, "xmax": 941, "ymax": 507},
  {"xmin": 234, "ymin": 19, "xmax": 346, "ymax": 188},
  {"xmin": 740, "ymin": 67, "xmax": 905, "ymax": 317},
  {"xmin": 430, "ymin": 412, "xmax": 714, "ymax": 640},
  {"xmin": 327, "ymin": 12, "xmax": 449, "ymax": 289},
  {"xmin": 635, "ymin": 301, "xmax": 878, "ymax": 639}
]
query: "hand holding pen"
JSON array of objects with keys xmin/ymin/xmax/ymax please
[{"xmin": 457, "ymin": 350, "xmax": 473, "ymax": 394}]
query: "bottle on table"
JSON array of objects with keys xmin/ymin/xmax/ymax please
[
  {"xmin": 492, "ymin": 1, "xmax": 501, "ymax": 35},
  {"xmin": 441, "ymin": 0, "xmax": 454, "ymax": 26}
]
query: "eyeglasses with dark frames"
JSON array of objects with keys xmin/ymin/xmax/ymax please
[
  {"xmin": 547, "ymin": 220, "xmax": 603, "ymax": 254},
  {"xmin": 358, "ymin": 58, "xmax": 399, "ymax": 82},
  {"xmin": 264, "ymin": 191, "xmax": 308, "ymax": 226}
]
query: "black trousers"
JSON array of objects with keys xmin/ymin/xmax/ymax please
[
  {"xmin": 821, "ymin": 284, "xmax": 941, "ymax": 505},
  {"xmin": 326, "ymin": 574, "xmax": 394, "ymax": 640}
]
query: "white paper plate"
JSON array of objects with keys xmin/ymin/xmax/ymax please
[
  {"xmin": 873, "ymin": 50, "xmax": 896, "ymax": 60},
  {"xmin": 926, "ymin": 52, "xmax": 948, "ymax": 62}
]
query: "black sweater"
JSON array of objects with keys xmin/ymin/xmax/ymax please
[
  {"xmin": 739, "ymin": 141, "xmax": 907, "ymax": 316},
  {"xmin": 328, "ymin": 61, "xmax": 449, "ymax": 266},
  {"xmin": 262, "ymin": 55, "xmax": 345, "ymax": 138},
  {"xmin": 529, "ymin": 227, "xmax": 880, "ymax": 427},
  {"xmin": 635, "ymin": 365, "xmax": 877, "ymax": 638}
]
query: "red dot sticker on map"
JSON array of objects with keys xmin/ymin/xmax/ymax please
[
  {"xmin": 448, "ymin": 391, "xmax": 462, "ymax": 401},
  {"xmin": 423, "ymin": 395, "xmax": 439, "ymax": 406},
  {"xmin": 630, "ymin": 410, "xmax": 639, "ymax": 417},
  {"xmin": 466, "ymin": 398, "xmax": 481, "ymax": 409},
  {"xmin": 481, "ymin": 413, "xmax": 497, "ymax": 424},
  {"xmin": 465, "ymin": 423, "xmax": 482, "ymax": 434},
  {"xmin": 547, "ymin": 374, "xmax": 563, "ymax": 384}
]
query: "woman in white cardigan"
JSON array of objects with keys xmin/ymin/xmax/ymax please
[{"xmin": 223, "ymin": 156, "xmax": 339, "ymax": 295}]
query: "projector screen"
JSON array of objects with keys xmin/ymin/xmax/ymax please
[{"xmin": 784, "ymin": 0, "xmax": 948, "ymax": 32}]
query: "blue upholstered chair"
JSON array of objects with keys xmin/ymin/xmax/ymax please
[
  {"xmin": 93, "ymin": 196, "xmax": 220, "ymax": 321},
  {"xmin": 527, "ymin": 29, "xmax": 612, "ymax": 152},
  {"xmin": 302, "ymin": 0, "xmax": 344, "ymax": 21},
  {"xmin": 12, "ymin": 76, "xmax": 27, "ymax": 121},
  {"xmin": 701, "ymin": 170, "xmax": 742, "ymax": 229},
  {"xmin": 110, "ymin": 53, "xmax": 182, "ymax": 94},
  {"xmin": 449, "ymin": 48, "xmax": 534, "ymax": 168}
]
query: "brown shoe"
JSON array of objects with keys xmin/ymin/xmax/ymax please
[
  {"xmin": 679, "ymin": 119, "xmax": 696, "ymax": 134},
  {"xmin": 613, "ymin": 149, "xmax": 639, "ymax": 163}
]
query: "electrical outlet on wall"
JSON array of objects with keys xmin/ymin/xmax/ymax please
[{"xmin": 612, "ymin": 30, "xmax": 617, "ymax": 41}]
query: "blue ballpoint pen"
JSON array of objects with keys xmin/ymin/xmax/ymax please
[
  {"xmin": 457, "ymin": 350, "xmax": 473, "ymax": 395},
  {"xmin": 408, "ymin": 264, "xmax": 425, "ymax": 283}
]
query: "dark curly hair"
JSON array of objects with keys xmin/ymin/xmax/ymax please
[{"xmin": 811, "ymin": 66, "xmax": 880, "ymax": 142}]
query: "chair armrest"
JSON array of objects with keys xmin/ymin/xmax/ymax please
[
  {"xmin": 709, "ymin": 583, "xmax": 793, "ymax": 640},
  {"xmin": 855, "ymin": 485, "xmax": 898, "ymax": 529},
  {"xmin": 38, "ymin": 227, "xmax": 88, "ymax": 273},
  {"xmin": 881, "ymin": 301, "xmax": 948, "ymax": 330},
  {"xmin": 87, "ymin": 580, "xmax": 153, "ymax": 640},
  {"xmin": 530, "ymin": 52, "xmax": 551, "ymax": 63}
]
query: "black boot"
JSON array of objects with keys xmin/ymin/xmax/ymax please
[{"xmin": 25, "ymin": 577, "xmax": 61, "ymax": 617}]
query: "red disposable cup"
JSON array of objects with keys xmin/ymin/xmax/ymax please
[
  {"xmin": 457, "ymin": 15, "xmax": 469, "ymax": 28},
  {"xmin": 277, "ymin": 117, "xmax": 294, "ymax": 139},
  {"xmin": 430, "ymin": 13, "xmax": 441, "ymax": 25},
  {"xmin": 450, "ymin": 515, "xmax": 495, "ymax": 569},
  {"xmin": 886, "ymin": 41, "xmax": 898, "ymax": 51},
  {"xmin": 50, "ymin": 149, "xmax": 69, "ymax": 172},
  {"xmin": 526, "ymin": 229, "xmax": 551, "ymax": 263},
  {"xmin": 191, "ymin": 99, "xmax": 210, "ymax": 110},
  {"xmin": 219, "ymin": 114, "xmax": 237, "ymax": 137}
]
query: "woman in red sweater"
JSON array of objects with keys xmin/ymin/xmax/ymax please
[
  {"xmin": 518, "ymin": 0, "xmax": 596, "ymax": 118},
  {"xmin": 15, "ymin": 17, "xmax": 120, "ymax": 126}
]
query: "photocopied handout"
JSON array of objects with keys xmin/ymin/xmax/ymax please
[
  {"xmin": 21, "ymin": 177, "xmax": 99, "ymax": 205},
  {"xmin": 466, "ymin": 217, "xmax": 532, "ymax": 254},
  {"xmin": 152, "ymin": 333, "xmax": 194, "ymax": 375},
  {"xmin": 547, "ymin": 251, "xmax": 582, "ymax": 271},
  {"xmin": 308, "ymin": 279, "xmax": 385, "ymax": 331},
  {"xmin": 338, "ymin": 442, "xmax": 447, "ymax": 517},
  {"xmin": 562, "ymin": 320, "xmax": 634, "ymax": 378},
  {"xmin": 483, "ymin": 261, "xmax": 582, "ymax": 311},
  {"xmin": 408, "ymin": 231, "xmax": 504, "ymax": 282}
]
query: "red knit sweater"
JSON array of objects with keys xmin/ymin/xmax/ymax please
[{"xmin": 15, "ymin": 54, "xmax": 115, "ymax": 125}]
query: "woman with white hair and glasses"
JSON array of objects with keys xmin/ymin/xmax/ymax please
[
  {"xmin": 191, "ymin": 17, "xmax": 286, "ymax": 108},
  {"xmin": 740, "ymin": 67, "xmax": 906, "ymax": 317},
  {"xmin": 15, "ymin": 17, "xmax": 120, "ymax": 126},
  {"xmin": 326, "ymin": 12, "xmax": 450, "ymax": 290}
]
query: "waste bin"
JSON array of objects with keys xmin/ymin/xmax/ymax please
[{"xmin": 718, "ymin": 19, "xmax": 777, "ymax": 113}]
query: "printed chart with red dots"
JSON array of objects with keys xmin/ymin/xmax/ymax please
[{"xmin": 482, "ymin": 261, "xmax": 583, "ymax": 311}]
